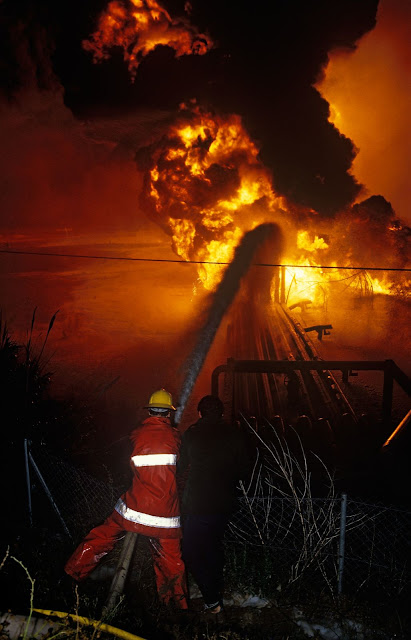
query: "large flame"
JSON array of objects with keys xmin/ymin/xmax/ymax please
[
  {"xmin": 297, "ymin": 0, "xmax": 411, "ymax": 303},
  {"xmin": 83, "ymin": 0, "xmax": 213, "ymax": 79},
  {"xmin": 85, "ymin": 2, "xmax": 409, "ymax": 302},
  {"xmin": 141, "ymin": 104, "xmax": 286, "ymax": 289},
  {"xmin": 137, "ymin": 103, "xmax": 409, "ymax": 300},
  {"xmin": 282, "ymin": 209, "xmax": 410, "ymax": 305}
]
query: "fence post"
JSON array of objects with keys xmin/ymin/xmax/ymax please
[
  {"xmin": 338, "ymin": 493, "xmax": 347, "ymax": 595},
  {"xmin": 382, "ymin": 365, "xmax": 394, "ymax": 419},
  {"xmin": 24, "ymin": 439, "xmax": 33, "ymax": 527},
  {"xmin": 28, "ymin": 449, "xmax": 72, "ymax": 539}
]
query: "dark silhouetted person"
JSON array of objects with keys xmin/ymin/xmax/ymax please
[
  {"xmin": 178, "ymin": 395, "xmax": 249, "ymax": 613},
  {"xmin": 65, "ymin": 389, "xmax": 188, "ymax": 609}
]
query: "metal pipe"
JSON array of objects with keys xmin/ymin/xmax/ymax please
[
  {"xmin": 382, "ymin": 409, "xmax": 411, "ymax": 448},
  {"xmin": 338, "ymin": 493, "xmax": 347, "ymax": 595},
  {"xmin": 280, "ymin": 266, "xmax": 286, "ymax": 303},
  {"xmin": 212, "ymin": 359, "xmax": 391, "ymax": 374},
  {"xmin": 274, "ymin": 268, "xmax": 280, "ymax": 303},
  {"xmin": 285, "ymin": 273, "xmax": 296, "ymax": 305}
]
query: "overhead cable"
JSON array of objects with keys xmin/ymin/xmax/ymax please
[{"xmin": 0, "ymin": 248, "xmax": 410, "ymax": 272}]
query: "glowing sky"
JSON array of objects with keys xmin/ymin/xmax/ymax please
[{"xmin": 316, "ymin": 0, "xmax": 411, "ymax": 224}]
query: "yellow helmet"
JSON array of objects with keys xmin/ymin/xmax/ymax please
[{"xmin": 145, "ymin": 388, "xmax": 176, "ymax": 410}]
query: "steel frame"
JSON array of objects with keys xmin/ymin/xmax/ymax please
[{"xmin": 211, "ymin": 358, "xmax": 411, "ymax": 419}]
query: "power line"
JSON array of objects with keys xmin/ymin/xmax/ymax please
[{"xmin": 0, "ymin": 248, "xmax": 410, "ymax": 272}]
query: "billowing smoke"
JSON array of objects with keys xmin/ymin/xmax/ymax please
[
  {"xmin": 1, "ymin": 0, "xmax": 409, "ymax": 297},
  {"xmin": 175, "ymin": 222, "xmax": 283, "ymax": 423},
  {"xmin": 1, "ymin": 0, "xmax": 381, "ymax": 218},
  {"xmin": 68, "ymin": 0, "xmax": 379, "ymax": 216},
  {"xmin": 334, "ymin": 196, "xmax": 410, "ymax": 271},
  {"xmin": 0, "ymin": 0, "xmax": 395, "ymax": 226},
  {"xmin": 174, "ymin": 0, "xmax": 380, "ymax": 216}
]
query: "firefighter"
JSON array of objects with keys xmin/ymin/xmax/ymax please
[
  {"xmin": 178, "ymin": 395, "xmax": 250, "ymax": 614},
  {"xmin": 64, "ymin": 389, "xmax": 188, "ymax": 609}
]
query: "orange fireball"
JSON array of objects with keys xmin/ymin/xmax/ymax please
[
  {"xmin": 83, "ymin": 0, "xmax": 213, "ymax": 78},
  {"xmin": 137, "ymin": 104, "xmax": 409, "ymax": 300},
  {"xmin": 141, "ymin": 105, "xmax": 286, "ymax": 290}
]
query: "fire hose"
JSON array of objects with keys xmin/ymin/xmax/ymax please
[
  {"xmin": 175, "ymin": 223, "xmax": 281, "ymax": 424},
  {"xmin": 32, "ymin": 609, "xmax": 147, "ymax": 640}
]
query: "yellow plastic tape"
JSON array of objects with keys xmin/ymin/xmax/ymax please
[{"xmin": 33, "ymin": 609, "xmax": 147, "ymax": 640}]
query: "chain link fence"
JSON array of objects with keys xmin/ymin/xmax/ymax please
[
  {"xmin": 25, "ymin": 441, "xmax": 411, "ymax": 603},
  {"xmin": 27, "ymin": 442, "xmax": 122, "ymax": 540},
  {"xmin": 226, "ymin": 495, "xmax": 411, "ymax": 601}
]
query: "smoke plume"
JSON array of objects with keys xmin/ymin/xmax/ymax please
[
  {"xmin": 1, "ymin": 0, "xmax": 380, "ymax": 218},
  {"xmin": 315, "ymin": 0, "xmax": 411, "ymax": 224}
]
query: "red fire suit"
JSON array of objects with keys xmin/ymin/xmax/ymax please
[{"xmin": 65, "ymin": 416, "xmax": 187, "ymax": 608}]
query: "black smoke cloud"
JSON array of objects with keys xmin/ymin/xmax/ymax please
[
  {"xmin": 1, "ymin": 0, "xmax": 379, "ymax": 218},
  {"xmin": 183, "ymin": 0, "xmax": 380, "ymax": 216},
  {"xmin": 333, "ymin": 195, "xmax": 411, "ymax": 271}
]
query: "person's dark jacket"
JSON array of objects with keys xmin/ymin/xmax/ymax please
[{"xmin": 178, "ymin": 415, "xmax": 250, "ymax": 515}]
